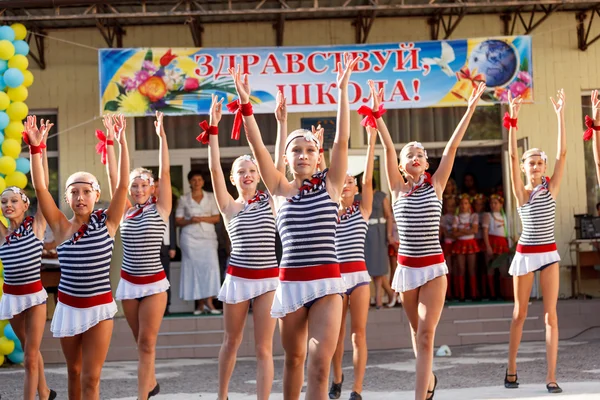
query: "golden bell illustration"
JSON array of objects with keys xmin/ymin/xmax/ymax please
[{"xmin": 451, "ymin": 79, "xmax": 474, "ymax": 101}]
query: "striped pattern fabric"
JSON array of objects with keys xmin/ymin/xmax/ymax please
[
  {"xmin": 57, "ymin": 210, "xmax": 114, "ymax": 298},
  {"xmin": 0, "ymin": 217, "xmax": 43, "ymax": 286},
  {"xmin": 121, "ymin": 204, "xmax": 166, "ymax": 276},
  {"xmin": 393, "ymin": 182, "xmax": 443, "ymax": 259},
  {"xmin": 517, "ymin": 178, "xmax": 556, "ymax": 246},
  {"xmin": 276, "ymin": 169, "xmax": 339, "ymax": 269},
  {"xmin": 228, "ymin": 193, "xmax": 278, "ymax": 269},
  {"xmin": 335, "ymin": 202, "xmax": 368, "ymax": 263}
]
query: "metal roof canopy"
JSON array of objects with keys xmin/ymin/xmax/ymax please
[{"xmin": 2, "ymin": 0, "xmax": 600, "ymax": 69}]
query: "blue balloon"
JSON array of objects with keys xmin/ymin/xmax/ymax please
[
  {"xmin": 4, "ymin": 323, "xmax": 18, "ymax": 342},
  {"xmin": 0, "ymin": 132, "xmax": 4, "ymax": 146},
  {"xmin": 0, "ymin": 26, "xmax": 15, "ymax": 42},
  {"xmin": 0, "ymin": 59, "xmax": 7, "ymax": 74},
  {"xmin": 3, "ymin": 68, "xmax": 23, "ymax": 88},
  {"xmin": 12, "ymin": 40, "xmax": 29, "ymax": 56},
  {"xmin": 0, "ymin": 75, "xmax": 6, "ymax": 91},
  {"xmin": 7, "ymin": 349, "xmax": 24, "ymax": 364},
  {"xmin": 14, "ymin": 338, "xmax": 22, "ymax": 352},
  {"xmin": 15, "ymin": 157, "xmax": 30, "ymax": 174},
  {"xmin": 0, "ymin": 112, "xmax": 8, "ymax": 130}
]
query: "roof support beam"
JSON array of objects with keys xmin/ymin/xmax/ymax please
[
  {"xmin": 186, "ymin": 16, "xmax": 203, "ymax": 47},
  {"xmin": 95, "ymin": 4, "xmax": 125, "ymax": 47},
  {"xmin": 428, "ymin": 8, "xmax": 465, "ymax": 40},
  {"xmin": 26, "ymin": 27, "xmax": 46, "ymax": 70},
  {"xmin": 577, "ymin": 7, "xmax": 600, "ymax": 51},
  {"xmin": 501, "ymin": 4, "xmax": 560, "ymax": 35},
  {"xmin": 274, "ymin": 13, "xmax": 285, "ymax": 46},
  {"xmin": 353, "ymin": 11, "xmax": 376, "ymax": 44}
]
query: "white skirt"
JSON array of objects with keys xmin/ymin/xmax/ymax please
[
  {"xmin": 0, "ymin": 289, "xmax": 48, "ymax": 320},
  {"xmin": 179, "ymin": 233, "xmax": 221, "ymax": 301},
  {"xmin": 509, "ymin": 250, "xmax": 561, "ymax": 276},
  {"xmin": 271, "ymin": 277, "xmax": 346, "ymax": 318},
  {"xmin": 341, "ymin": 271, "xmax": 371, "ymax": 291},
  {"xmin": 50, "ymin": 300, "xmax": 118, "ymax": 338},
  {"xmin": 218, "ymin": 274, "xmax": 278, "ymax": 304},
  {"xmin": 115, "ymin": 277, "xmax": 170, "ymax": 301},
  {"xmin": 392, "ymin": 262, "xmax": 448, "ymax": 293}
]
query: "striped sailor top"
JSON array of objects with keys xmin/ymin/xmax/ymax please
[
  {"xmin": 0, "ymin": 216, "xmax": 43, "ymax": 288},
  {"xmin": 227, "ymin": 191, "xmax": 278, "ymax": 270},
  {"xmin": 121, "ymin": 200, "xmax": 167, "ymax": 277},
  {"xmin": 393, "ymin": 174, "xmax": 444, "ymax": 267},
  {"xmin": 57, "ymin": 210, "xmax": 114, "ymax": 306},
  {"xmin": 517, "ymin": 177, "xmax": 556, "ymax": 247},
  {"xmin": 276, "ymin": 169, "xmax": 339, "ymax": 272},
  {"xmin": 335, "ymin": 201, "xmax": 368, "ymax": 263}
]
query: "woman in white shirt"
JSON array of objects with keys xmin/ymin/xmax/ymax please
[{"xmin": 176, "ymin": 171, "xmax": 222, "ymax": 315}]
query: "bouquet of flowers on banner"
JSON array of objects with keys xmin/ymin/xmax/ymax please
[{"xmin": 104, "ymin": 49, "xmax": 272, "ymax": 115}]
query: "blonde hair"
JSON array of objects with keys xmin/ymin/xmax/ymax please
[
  {"xmin": 521, "ymin": 147, "xmax": 546, "ymax": 163},
  {"xmin": 400, "ymin": 141, "xmax": 427, "ymax": 161},
  {"xmin": 230, "ymin": 155, "xmax": 257, "ymax": 178},
  {"xmin": 129, "ymin": 167, "xmax": 154, "ymax": 184},
  {"xmin": 66, "ymin": 171, "xmax": 99, "ymax": 190}
]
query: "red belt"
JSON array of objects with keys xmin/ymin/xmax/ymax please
[
  {"xmin": 516, "ymin": 243, "xmax": 557, "ymax": 254},
  {"xmin": 58, "ymin": 291, "xmax": 113, "ymax": 308},
  {"xmin": 227, "ymin": 265, "xmax": 279, "ymax": 279},
  {"xmin": 3, "ymin": 280, "xmax": 43, "ymax": 295},
  {"xmin": 121, "ymin": 269, "xmax": 166, "ymax": 285},
  {"xmin": 339, "ymin": 261, "xmax": 367, "ymax": 274},
  {"xmin": 397, "ymin": 253, "xmax": 445, "ymax": 268},
  {"xmin": 279, "ymin": 263, "xmax": 341, "ymax": 281}
]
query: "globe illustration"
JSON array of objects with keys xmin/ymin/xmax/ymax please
[{"xmin": 467, "ymin": 40, "xmax": 518, "ymax": 88}]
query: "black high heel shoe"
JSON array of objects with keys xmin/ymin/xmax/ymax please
[
  {"xmin": 546, "ymin": 382, "xmax": 563, "ymax": 393},
  {"xmin": 328, "ymin": 374, "xmax": 344, "ymax": 399},
  {"xmin": 504, "ymin": 369, "xmax": 519, "ymax": 389},
  {"xmin": 48, "ymin": 389, "xmax": 57, "ymax": 400},
  {"xmin": 426, "ymin": 374, "xmax": 438, "ymax": 400},
  {"xmin": 148, "ymin": 383, "xmax": 160, "ymax": 398}
]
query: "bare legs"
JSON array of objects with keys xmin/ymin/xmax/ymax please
[
  {"xmin": 372, "ymin": 275, "xmax": 395, "ymax": 308},
  {"xmin": 400, "ymin": 276, "xmax": 447, "ymax": 400},
  {"xmin": 10, "ymin": 304, "xmax": 51, "ymax": 400}
]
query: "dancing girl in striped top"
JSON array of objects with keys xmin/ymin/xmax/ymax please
[
  {"xmin": 505, "ymin": 90, "xmax": 566, "ymax": 394},
  {"xmin": 200, "ymin": 94, "xmax": 280, "ymax": 400},
  {"xmin": 27, "ymin": 114, "xmax": 130, "ymax": 400},
  {"xmin": 329, "ymin": 126, "xmax": 377, "ymax": 400},
  {"xmin": 0, "ymin": 116, "xmax": 55, "ymax": 400},
  {"xmin": 229, "ymin": 54, "xmax": 358, "ymax": 398},
  {"xmin": 103, "ymin": 112, "xmax": 171, "ymax": 400},
  {"xmin": 375, "ymin": 80, "xmax": 486, "ymax": 400}
]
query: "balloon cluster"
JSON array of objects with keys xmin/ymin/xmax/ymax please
[
  {"xmin": 0, "ymin": 23, "xmax": 33, "ymax": 202},
  {"xmin": 0, "ymin": 318, "xmax": 24, "ymax": 366}
]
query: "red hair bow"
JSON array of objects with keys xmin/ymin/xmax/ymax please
[
  {"xmin": 583, "ymin": 115, "xmax": 600, "ymax": 141},
  {"xmin": 22, "ymin": 132, "xmax": 47, "ymax": 154},
  {"xmin": 357, "ymin": 104, "xmax": 386, "ymax": 128},
  {"xmin": 196, "ymin": 120, "xmax": 219, "ymax": 144},
  {"xmin": 226, "ymin": 99, "xmax": 253, "ymax": 141},
  {"xmin": 502, "ymin": 112, "xmax": 518, "ymax": 130},
  {"xmin": 95, "ymin": 130, "xmax": 114, "ymax": 165}
]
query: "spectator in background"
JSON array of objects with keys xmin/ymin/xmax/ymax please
[
  {"xmin": 363, "ymin": 187, "xmax": 397, "ymax": 308},
  {"xmin": 176, "ymin": 171, "xmax": 222, "ymax": 315},
  {"xmin": 462, "ymin": 173, "xmax": 479, "ymax": 197},
  {"xmin": 155, "ymin": 176, "xmax": 177, "ymax": 316},
  {"xmin": 596, "ymin": 202, "xmax": 600, "ymax": 216}
]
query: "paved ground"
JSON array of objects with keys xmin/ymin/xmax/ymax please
[{"xmin": 1, "ymin": 337, "xmax": 600, "ymax": 399}]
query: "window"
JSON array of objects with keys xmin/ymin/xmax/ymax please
[{"xmin": 134, "ymin": 113, "xmax": 277, "ymax": 150}]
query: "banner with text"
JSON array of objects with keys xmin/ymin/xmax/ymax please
[{"xmin": 99, "ymin": 36, "xmax": 532, "ymax": 116}]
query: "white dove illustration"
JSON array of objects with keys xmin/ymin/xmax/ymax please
[{"xmin": 421, "ymin": 41, "xmax": 456, "ymax": 77}]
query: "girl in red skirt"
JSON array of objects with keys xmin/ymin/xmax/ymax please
[
  {"xmin": 440, "ymin": 196, "xmax": 457, "ymax": 300},
  {"xmin": 452, "ymin": 194, "xmax": 479, "ymax": 300},
  {"xmin": 482, "ymin": 194, "xmax": 512, "ymax": 299}
]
